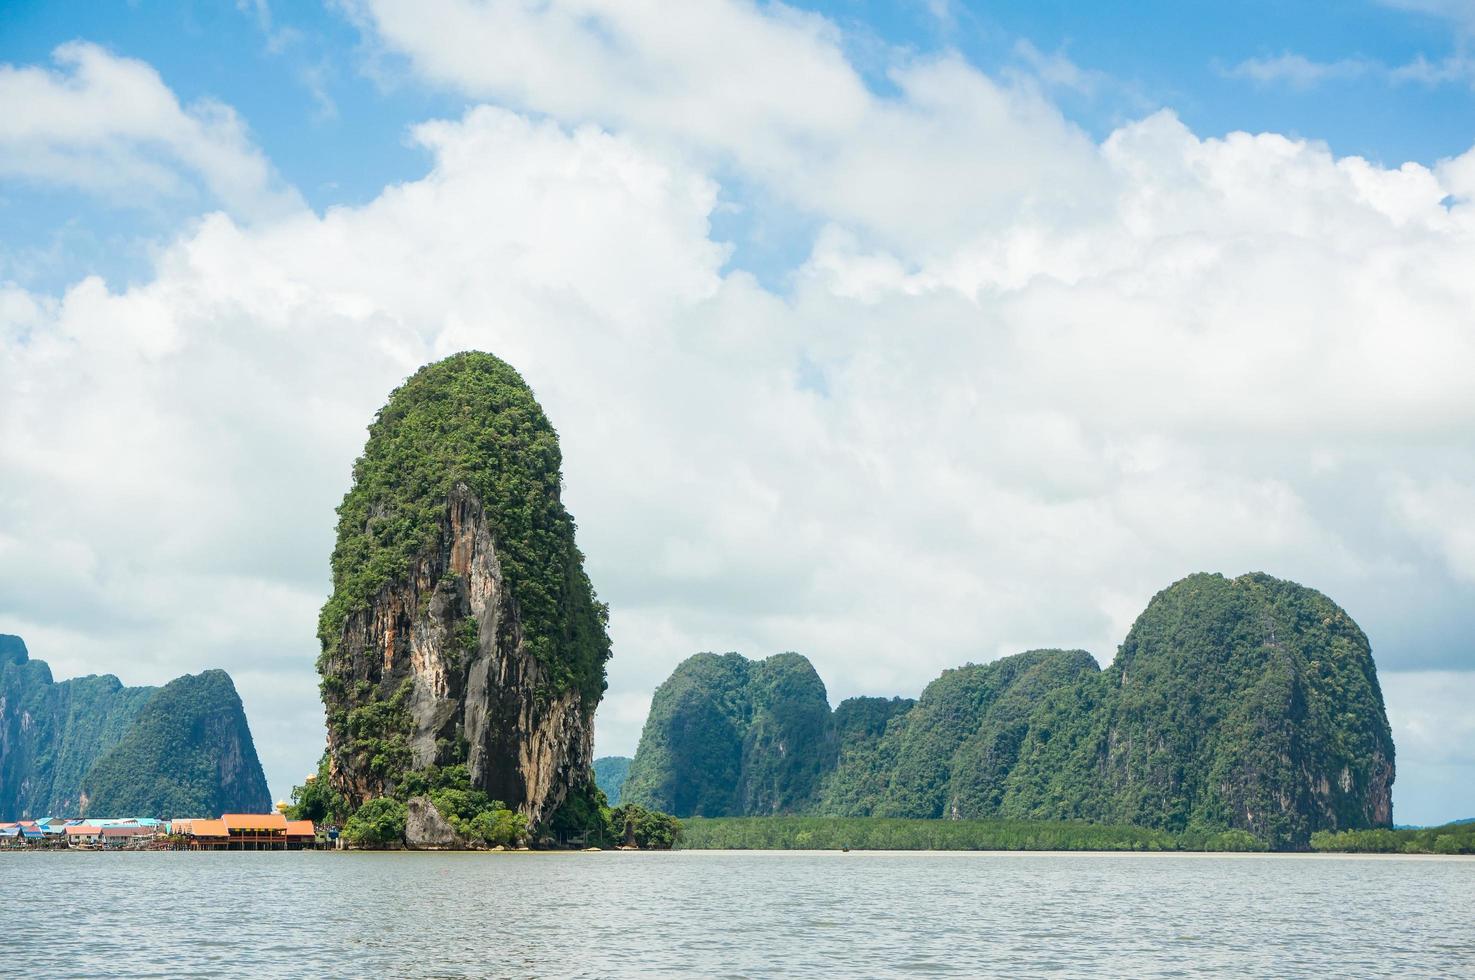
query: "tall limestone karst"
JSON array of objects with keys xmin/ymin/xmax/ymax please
[
  {"xmin": 624, "ymin": 572, "xmax": 1396, "ymax": 849},
  {"xmin": 318, "ymin": 352, "xmax": 610, "ymax": 829},
  {"xmin": 0, "ymin": 635, "xmax": 269, "ymax": 818},
  {"xmin": 82, "ymin": 670, "xmax": 271, "ymax": 817},
  {"xmin": 1004, "ymin": 573, "xmax": 1395, "ymax": 848},
  {"xmin": 621, "ymin": 652, "xmax": 835, "ymax": 816}
]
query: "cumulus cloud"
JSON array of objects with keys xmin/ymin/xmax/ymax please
[
  {"xmin": 3, "ymin": 3, "xmax": 1475, "ymax": 815},
  {"xmin": 344, "ymin": 0, "xmax": 1108, "ymax": 254},
  {"xmin": 0, "ymin": 41, "xmax": 302, "ymax": 219}
]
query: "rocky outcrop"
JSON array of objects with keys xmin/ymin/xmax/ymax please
[
  {"xmin": 0, "ymin": 636, "xmax": 267, "ymax": 819},
  {"xmin": 404, "ymin": 796, "xmax": 467, "ymax": 849},
  {"xmin": 82, "ymin": 669, "xmax": 270, "ymax": 817},
  {"xmin": 622, "ymin": 652, "xmax": 837, "ymax": 816},
  {"xmin": 318, "ymin": 352, "xmax": 610, "ymax": 830},
  {"xmin": 624, "ymin": 573, "xmax": 1396, "ymax": 849},
  {"xmin": 1021, "ymin": 572, "xmax": 1396, "ymax": 848}
]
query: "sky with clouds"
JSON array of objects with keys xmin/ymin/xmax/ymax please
[{"xmin": 2, "ymin": 0, "xmax": 1474, "ymax": 824}]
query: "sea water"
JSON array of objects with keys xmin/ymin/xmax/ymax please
[{"xmin": 1, "ymin": 850, "xmax": 1471, "ymax": 977}]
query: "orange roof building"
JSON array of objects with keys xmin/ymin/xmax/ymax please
[
  {"xmin": 284, "ymin": 820, "xmax": 315, "ymax": 839},
  {"xmin": 221, "ymin": 813, "xmax": 288, "ymax": 833}
]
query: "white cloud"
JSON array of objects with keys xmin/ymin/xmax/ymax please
[
  {"xmin": 1394, "ymin": 479, "xmax": 1475, "ymax": 583},
  {"xmin": 0, "ymin": 41, "xmax": 301, "ymax": 219},
  {"xmin": 1225, "ymin": 49, "xmax": 1475, "ymax": 91},
  {"xmin": 3, "ymin": 6, "xmax": 1475, "ymax": 820},
  {"xmin": 1380, "ymin": 670, "xmax": 1475, "ymax": 823},
  {"xmin": 345, "ymin": 0, "xmax": 1108, "ymax": 254},
  {"xmin": 1225, "ymin": 53, "xmax": 1374, "ymax": 88}
]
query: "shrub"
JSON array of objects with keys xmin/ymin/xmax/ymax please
[{"xmin": 342, "ymin": 797, "xmax": 407, "ymax": 847}]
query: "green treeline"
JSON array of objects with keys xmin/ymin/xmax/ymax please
[
  {"xmin": 677, "ymin": 816, "xmax": 1269, "ymax": 852},
  {"xmin": 1311, "ymin": 821, "xmax": 1475, "ymax": 855}
]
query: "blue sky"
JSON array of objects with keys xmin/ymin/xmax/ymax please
[
  {"xmin": 3, "ymin": 0, "xmax": 1473, "ymax": 292},
  {"xmin": 2, "ymin": 1, "xmax": 1474, "ymax": 824}
]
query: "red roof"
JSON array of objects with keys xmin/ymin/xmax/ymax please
[
  {"xmin": 284, "ymin": 820, "xmax": 315, "ymax": 837},
  {"xmin": 64, "ymin": 825, "xmax": 101, "ymax": 836},
  {"xmin": 221, "ymin": 813, "xmax": 288, "ymax": 832}
]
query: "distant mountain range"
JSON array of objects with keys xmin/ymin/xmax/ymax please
[
  {"xmin": 0, "ymin": 634, "xmax": 270, "ymax": 819},
  {"xmin": 620, "ymin": 572, "xmax": 1397, "ymax": 850}
]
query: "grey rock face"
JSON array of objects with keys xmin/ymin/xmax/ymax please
[
  {"xmin": 404, "ymin": 796, "xmax": 466, "ymax": 850},
  {"xmin": 324, "ymin": 485, "xmax": 596, "ymax": 828}
]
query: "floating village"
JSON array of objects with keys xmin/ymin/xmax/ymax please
[{"xmin": 1, "ymin": 810, "xmax": 324, "ymax": 851}]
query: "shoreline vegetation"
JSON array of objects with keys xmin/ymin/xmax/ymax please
[
  {"xmin": 673, "ymin": 816, "xmax": 1475, "ymax": 854},
  {"xmin": 7, "ymin": 814, "xmax": 1473, "ymax": 855}
]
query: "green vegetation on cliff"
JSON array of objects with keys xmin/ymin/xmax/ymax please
[
  {"xmin": 0, "ymin": 643, "xmax": 154, "ymax": 818},
  {"xmin": 1001, "ymin": 573, "xmax": 1394, "ymax": 848},
  {"xmin": 624, "ymin": 573, "xmax": 1396, "ymax": 850},
  {"xmin": 318, "ymin": 351, "xmax": 609, "ymax": 706},
  {"xmin": 621, "ymin": 652, "xmax": 836, "ymax": 816},
  {"xmin": 286, "ymin": 754, "xmax": 350, "ymax": 825},
  {"xmin": 317, "ymin": 352, "xmax": 611, "ymax": 828},
  {"xmin": 82, "ymin": 670, "xmax": 271, "ymax": 817},
  {"xmin": 814, "ymin": 696, "xmax": 913, "ymax": 816},
  {"xmin": 308, "ymin": 760, "xmax": 680, "ymax": 849},
  {"xmin": 342, "ymin": 796, "xmax": 407, "ymax": 847},
  {"xmin": 608, "ymin": 804, "xmax": 682, "ymax": 849},
  {"xmin": 872, "ymin": 650, "xmax": 1099, "ymax": 819},
  {"xmin": 592, "ymin": 756, "xmax": 631, "ymax": 806},
  {"xmin": 0, "ymin": 634, "xmax": 26, "ymax": 666},
  {"xmin": 1, "ymin": 636, "xmax": 265, "ymax": 819}
]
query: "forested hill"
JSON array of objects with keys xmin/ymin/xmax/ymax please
[
  {"xmin": 0, "ymin": 635, "xmax": 269, "ymax": 818},
  {"xmin": 621, "ymin": 652, "xmax": 835, "ymax": 816},
  {"xmin": 593, "ymin": 757, "xmax": 632, "ymax": 806},
  {"xmin": 83, "ymin": 670, "xmax": 271, "ymax": 816},
  {"xmin": 622, "ymin": 573, "xmax": 1396, "ymax": 849}
]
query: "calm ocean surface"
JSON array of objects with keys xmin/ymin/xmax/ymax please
[{"xmin": 1, "ymin": 850, "xmax": 1471, "ymax": 978}]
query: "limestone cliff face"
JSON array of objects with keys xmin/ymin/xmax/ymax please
[
  {"xmin": 319, "ymin": 353, "xmax": 609, "ymax": 829},
  {"xmin": 82, "ymin": 669, "xmax": 271, "ymax": 817},
  {"xmin": 1, "ymin": 637, "xmax": 267, "ymax": 819},
  {"xmin": 624, "ymin": 573, "xmax": 1395, "ymax": 848},
  {"xmin": 1093, "ymin": 573, "xmax": 1395, "ymax": 846}
]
